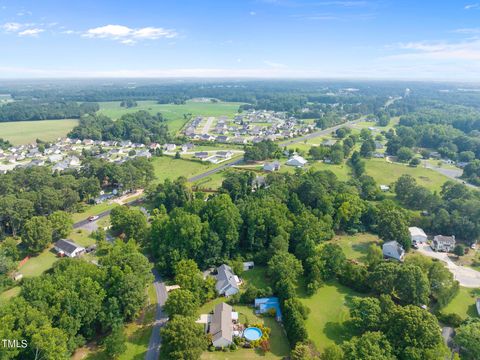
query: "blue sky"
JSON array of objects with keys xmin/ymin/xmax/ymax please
[{"xmin": 1, "ymin": 0, "xmax": 480, "ymax": 80}]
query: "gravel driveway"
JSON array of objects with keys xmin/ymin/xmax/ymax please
[{"xmin": 416, "ymin": 244, "xmax": 480, "ymax": 288}]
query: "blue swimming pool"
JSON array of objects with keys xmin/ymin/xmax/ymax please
[{"xmin": 244, "ymin": 327, "xmax": 263, "ymax": 341}]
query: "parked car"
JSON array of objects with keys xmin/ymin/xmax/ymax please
[{"xmin": 88, "ymin": 215, "xmax": 99, "ymax": 222}]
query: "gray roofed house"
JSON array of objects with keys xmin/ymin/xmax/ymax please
[
  {"xmin": 432, "ymin": 235, "xmax": 456, "ymax": 252},
  {"xmin": 195, "ymin": 151, "xmax": 209, "ymax": 159},
  {"xmin": 382, "ymin": 241, "xmax": 405, "ymax": 261},
  {"xmin": 263, "ymin": 161, "xmax": 280, "ymax": 172},
  {"xmin": 54, "ymin": 239, "xmax": 85, "ymax": 258},
  {"xmin": 215, "ymin": 264, "xmax": 240, "ymax": 297},
  {"xmin": 209, "ymin": 302, "xmax": 233, "ymax": 348}
]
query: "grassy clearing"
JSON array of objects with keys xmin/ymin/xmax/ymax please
[
  {"xmin": 300, "ymin": 282, "xmax": 363, "ymax": 352},
  {"xmin": 242, "ymin": 266, "xmax": 270, "ymax": 289},
  {"xmin": 0, "ymin": 119, "xmax": 78, "ymax": 145},
  {"xmin": 97, "ymin": 100, "xmax": 243, "ymax": 134},
  {"xmin": 365, "ymin": 158, "xmax": 450, "ymax": 192},
  {"xmin": 151, "ymin": 156, "xmax": 216, "ymax": 183},
  {"xmin": 443, "ymin": 287, "xmax": 480, "ymax": 319},
  {"xmin": 0, "ymin": 286, "xmax": 20, "ymax": 303},
  {"xmin": 331, "ymin": 233, "xmax": 382, "ymax": 263},
  {"xmin": 18, "ymin": 248, "xmax": 58, "ymax": 278}
]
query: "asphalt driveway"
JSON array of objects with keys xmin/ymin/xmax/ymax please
[{"xmin": 416, "ymin": 243, "xmax": 480, "ymax": 288}]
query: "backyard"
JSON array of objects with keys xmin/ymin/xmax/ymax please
[{"xmin": 299, "ymin": 282, "xmax": 364, "ymax": 352}]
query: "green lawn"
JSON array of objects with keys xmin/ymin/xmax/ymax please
[
  {"xmin": 97, "ymin": 100, "xmax": 243, "ymax": 134},
  {"xmin": 151, "ymin": 156, "xmax": 217, "ymax": 183},
  {"xmin": 241, "ymin": 266, "xmax": 270, "ymax": 289},
  {"xmin": 331, "ymin": 233, "xmax": 382, "ymax": 263},
  {"xmin": 0, "ymin": 286, "xmax": 20, "ymax": 304},
  {"xmin": 71, "ymin": 202, "xmax": 118, "ymax": 223},
  {"xmin": 0, "ymin": 119, "xmax": 78, "ymax": 145},
  {"xmin": 18, "ymin": 248, "xmax": 58, "ymax": 278},
  {"xmin": 443, "ymin": 287, "xmax": 480, "ymax": 319},
  {"xmin": 300, "ymin": 282, "xmax": 364, "ymax": 351},
  {"xmin": 365, "ymin": 158, "xmax": 450, "ymax": 192}
]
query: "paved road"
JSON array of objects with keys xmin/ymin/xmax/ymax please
[
  {"xmin": 187, "ymin": 158, "xmax": 244, "ymax": 182},
  {"xmin": 424, "ymin": 163, "xmax": 478, "ymax": 190},
  {"xmin": 145, "ymin": 269, "xmax": 168, "ymax": 360},
  {"xmin": 73, "ymin": 198, "xmax": 143, "ymax": 230},
  {"xmin": 279, "ymin": 120, "xmax": 359, "ymax": 147},
  {"xmin": 416, "ymin": 243, "xmax": 480, "ymax": 287}
]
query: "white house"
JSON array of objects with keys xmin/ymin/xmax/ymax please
[
  {"xmin": 286, "ymin": 155, "xmax": 308, "ymax": 167},
  {"xmin": 54, "ymin": 239, "xmax": 85, "ymax": 258},
  {"xmin": 382, "ymin": 241, "xmax": 405, "ymax": 261},
  {"xmin": 432, "ymin": 235, "xmax": 456, "ymax": 252},
  {"xmin": 409, "ymin": 227, "xmax": 428, "ymax": 245},
  {"xmin": 215, "ymin": 264, "xmax": 240, "ymax": 297},
  {"xmin": 380, "ymin": 185, "xmax": 390, "ymax": 192}
]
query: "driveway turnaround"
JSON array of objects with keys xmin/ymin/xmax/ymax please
[{"xmin": 416, "ymin": 244, "xmax": 480, "ymax": 288}]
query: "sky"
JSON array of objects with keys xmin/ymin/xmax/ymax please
[{"xmin": 1, "ymin": 0, "xmax": 480, "ymax": 80}]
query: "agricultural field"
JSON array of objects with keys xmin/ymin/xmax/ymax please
[
  {"xmin": 299, "ymin": 282, "xmax": 363, "ymax": 352},
  {"xmin": 0, "ymin": 119, "xmax": 78, "ymax": 145},
  {"xmin": 97, "ymin": 100, "xmax": 243, "ymax": 134}
]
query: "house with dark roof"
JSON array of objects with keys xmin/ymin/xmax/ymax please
[
  {"xmin": 215, "ymin": 264, "xmax": 240, "ymax": 296},
  {"xmin": 54, "ymin": 239, "xmax": 85, "ymax": 258},
  {"xmin": 263, "ymin": 161, "xmax": 280, "ymax": 172}
]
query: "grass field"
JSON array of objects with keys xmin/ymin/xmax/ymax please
[
  {"xmin": 18, "ymin": 248, "xmax": 58, "ymax": 278},
  {"xmin": 151, "ymin": 156, "xmax": 217, "ymax": 183},
  {"xmin": 0, "ymin": 286, "xmax": 20, "ymax": 303},
  {"xmin": 0, "ymin": 119, "xmax": 78, "ymax": 145},
  {"xmin": 300, "ymin": 282, "xmax": 363, "ymax": 351},
  {"xmin": 443, "ymin": 287, "xmax": 480, "ymax": 319},
  {"xmin": 97, "ymin": 100, "xmax": 243, "ymax": 134},
  {"xmin": 365, "ymin": 158, "xmax": 450, "ymax": 192},
  {"xmin": 331, "ymin": 233, "xmax": 382, "ymax": 263}
]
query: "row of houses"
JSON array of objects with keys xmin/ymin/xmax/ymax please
[
  {"xmin": 383, "ymin": 227, "xmax": 456, "ymax": 261},
  {"xmin": 184, "ymin": 111, "xmax": 315, "ymax": 144}
]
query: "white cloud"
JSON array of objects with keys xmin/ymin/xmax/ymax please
[
  {"xmin": 465, "ymin": 3, "xmax": 479, "ymax": 9},
  {"xmin": 250, "ymin": 11, "xmax": 257, "ymax": 15},
  {"xmin": 389, "ymin": 39, "xmax": 480, "ymax": 61},
  {"xmin": 83, "ymin": 24, "xmax": 177, "ymax": 44},
  {"xmin": 18, "ymin": 28, "xmax": 44, "ymax": 37},
  {"xmin": 263, "ymin": 60, "xmax": 288, "ymax": 68},
  {"xmin": 2, "ymin": 22, "xmax": 22, "ymax": 32}
]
